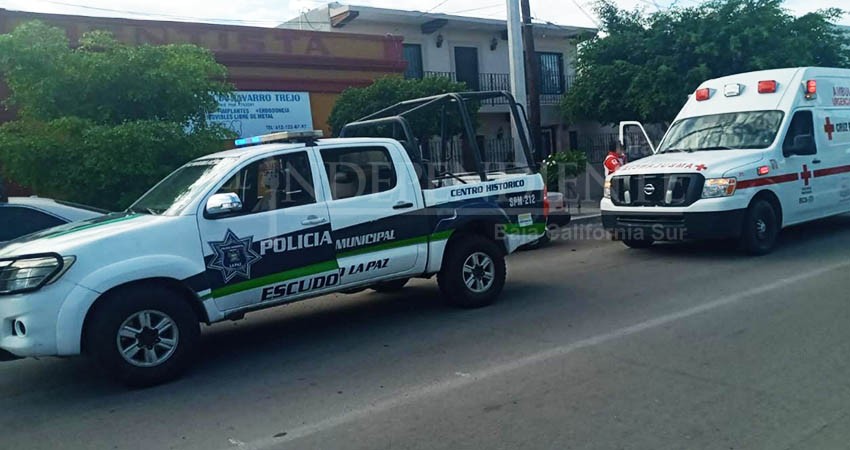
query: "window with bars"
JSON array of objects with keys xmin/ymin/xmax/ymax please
[
  {"xmin": 537, "ymin": 52, "xmax": 565, "ymax": 95},
  {"xmin": 403, "ymin": 44, "xmax": 424, "ymax": 79}
]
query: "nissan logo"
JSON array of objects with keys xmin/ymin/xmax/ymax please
[{"xmin": 643, "ymin": 184, "xmax": 656, "ymax": 195}]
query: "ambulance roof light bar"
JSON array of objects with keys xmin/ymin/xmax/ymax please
[
  {"xmin": 695, "ymin": 88, "xmax": 711, "ymax": 101},
  {"xmin": 757, "ymin": 80, "xmax": 777, "ymax": 94},
  {"xmin": 235, "ymin": 130, "xmax": 324, "ymax": 148},
  {"xmin": 805, "ymin": 80, "xmax": 817, "ymax": 100}
]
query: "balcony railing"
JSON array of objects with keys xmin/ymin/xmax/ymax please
[{"xmin": 422, "ymin": 71, "xmax": 575, "ymax": 105}]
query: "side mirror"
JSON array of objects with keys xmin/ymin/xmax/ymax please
[
  {"xmin": 787, "ymin": 134, "xmax": 816, "ymax": 156},
  {"xmin": 205, "ymin": 193, "xmax": 243, "ymax": 218}
]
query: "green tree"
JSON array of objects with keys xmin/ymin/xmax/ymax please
[
  {"xmin": 0, "ymin": 21, "xmax": 234, "ymax": 210},
  {"xmin": 563, "ymin": 0, "xmax": 850, "ymax": 125},
  {"xmin": 328, "ymin": 76, "xmax": 472, "ymax": 137}
]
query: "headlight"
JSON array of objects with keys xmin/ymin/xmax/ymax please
[
  {"xmin": 0, "ymin": 254, "xmax": 75, "ymax": 295},
  {"xmin": 603, "ymin": 179, "xmax": 612, "ymax": 199},
  {"xmin": 702, "ymin": 178, "xmax": 737, "ymax": 198}
]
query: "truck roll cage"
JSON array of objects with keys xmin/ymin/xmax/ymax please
[{"xmin": 339, "ymin": 91, "xmax": 538, "ymax": 184}]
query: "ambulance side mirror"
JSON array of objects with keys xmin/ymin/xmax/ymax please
[
  {"xmin": 787, "ymin": 134, "xmax": 816, "ymax": 156},
  {"xmin": 205, "ymin": 192, "xmax": 243, "ymax": 218}
]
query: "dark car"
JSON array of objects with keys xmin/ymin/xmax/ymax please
[{"xmin": 0, "ymin": 197, "xmax": 107, "ymax": 245}]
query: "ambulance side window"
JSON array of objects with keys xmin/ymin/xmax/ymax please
[
  {"xmin": 783, "ymin": 111, "xmax": 817, "ymax": 157},
  {"xmin": 322, "ymin": 147, "xmax": 398, "ymax": 200},
  {"xmin": 216, "ymin": 151, "xmax": 316, "ymax": 215}
]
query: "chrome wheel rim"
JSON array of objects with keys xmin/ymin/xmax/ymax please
[
  {"xmin": 462, "ymin": 252, "xmax": 496, "ymax": 293},
  {"xmin": 116, "ymin": 310, "xmax": 179, "ymax": 368},
  {"xmin": 755, "ymin": 218, "xmax": 768, "ymax": 239}
]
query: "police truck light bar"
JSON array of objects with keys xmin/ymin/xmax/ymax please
[{"xmin": 235, "ymin": 130, "xmax": 324, "ymax": 147}]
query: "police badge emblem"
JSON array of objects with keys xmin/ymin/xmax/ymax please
[{"xmin": 207, "ymin": 229, "xmax": 262, "ymax": 283}]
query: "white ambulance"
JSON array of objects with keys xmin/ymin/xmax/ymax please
[{"xmin": 602, "ymin": 67, "xmax": 850, "ymax": 254}]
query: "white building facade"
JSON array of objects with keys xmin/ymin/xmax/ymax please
[{"xmin": 280, "ymin": 3, "xmax": 599, "ymax": 160}]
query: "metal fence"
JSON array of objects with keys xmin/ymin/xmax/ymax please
[
  {"xmin": 578, "ymin": 132, "xmax": 657, "ymax": 163},
  {"xmin": 423, "ymin": 72, "xmax": 574, "ymax": 105},
  {"xmin": 425, "ymin": 137, "xmax": 517, "ymax": 170}
]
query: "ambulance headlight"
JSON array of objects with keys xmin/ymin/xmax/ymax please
[
  {"xmin": 603, "ymin": 179, "xmax": 612, "ymax": 199},
  {"xmin": 0, "ymin": 254, "xmax": 75, "ymax": 295},
  {"xmin": 702, "ymin": 178, "xmax": 737, "ymax": 198}
]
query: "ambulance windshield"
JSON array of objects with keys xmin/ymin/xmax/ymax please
[
  {"xmin": 659, "ymin": 110, "xmax": 784, "ymax": 153},
  {"xmin": 130, "ymin": 158, "xmax": 237, "ymax": 216}
]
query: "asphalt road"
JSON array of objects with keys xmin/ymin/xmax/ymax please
[{"xmin": 3, "ymin": 216, "xmax": 850, "ymax": 450}]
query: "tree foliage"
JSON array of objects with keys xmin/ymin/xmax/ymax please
[
  {"xmin": 562, "ymin": 0, "xmax": 850, "ymax": 125},
  {"xmin": 0, "ymin": 21, "xmax": 234, "ymax": 209},
  {"xmin": 328, "ymin": 76, "xmax": 472, "ymax": 138}
]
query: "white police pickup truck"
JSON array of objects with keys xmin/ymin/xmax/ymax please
[
  {"xmin": 603, "ymin": 67, "xmax": 850, "ymax": 254},
  {"xmin": 0, "ymin": 92, "xmax": 546, "ymax": 386}
]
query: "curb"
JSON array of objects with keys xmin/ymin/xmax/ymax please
[{"xmin": 568, "ymin": 213, "xmax": 601, "ymax": 224}]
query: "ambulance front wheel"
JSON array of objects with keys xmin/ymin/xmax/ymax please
[
  {"xmin": 740, "ymin": 199, "xmax": 779, "ymax": 255},
  {"xmin": 85, "ymin": 285, "xmax": 201, "ymax": 388},
  {"xmin": 438, "ymin": 234, "xmax": 506, "ymax": 309}
]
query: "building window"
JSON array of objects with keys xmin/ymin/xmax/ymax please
[
  {"xmin": 537, "ymin": 52, "xmax": 565, "ymax": 95},
  {"xmin": 403, "ymin": 44, "xmax": 424, "ymax": 79}
]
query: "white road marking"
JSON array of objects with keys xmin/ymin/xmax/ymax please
[{"xmin": 237, "ymin": 260, "xmax": 849, "ymax": 450}]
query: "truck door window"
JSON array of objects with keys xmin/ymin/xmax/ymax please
[
  {"xmin": 322, "ymin": 147, "xmax": 398, "ymax": 200},
  {"xmin": 216, "ymin": 151, "xmax": 316, "ymax": 214},
  {"xmin": 783, "ymin": 110, "xmax": 816, "ymax": 156}
]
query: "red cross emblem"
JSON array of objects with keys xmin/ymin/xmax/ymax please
[
  {"xmin": 801, "ymin": 164, "xmax": 812, "ymax": 186},
  {"xmin": 825, "ymin": 117, "xmax": 835, "ymax": 140},
  {"xmin": 695, "ymin": 164, "xmax": 707, "ymax": 171}
]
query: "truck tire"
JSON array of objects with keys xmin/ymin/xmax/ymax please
[
  {"xmin": 371, "ymin": 278, "xmax": 410, "ymax": 293},
  {"xmin": 85, "ymin": 285, "xmax": 200, "ymax": 387},
  {"xmin": 740, "ymin": 200, "xmax": 779, "ymax": 255},
  {"xmin": 438, "ymin": 234, "xmax": 506, "ymax": 308},
  {"xmin": 622, "ymin": 237, "xmax": 655, "ymax": 249}
]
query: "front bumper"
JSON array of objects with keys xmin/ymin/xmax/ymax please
[
  {"xmin": 602, "ymin": 209, "xmax": 747, "ymax": 241},
  {"xmin": 0, "ymin": 279, "xmax": 79, "ymax": 359}
]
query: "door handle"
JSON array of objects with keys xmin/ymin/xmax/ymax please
[
  {"xmin": 812, "ymin": 159, "xmax": 822, "ymax": 164},
  {"xmin": 393, "ymin": 201, "xmax": 415, "ymax": 210},
  {"xmin": 301, "ymin": 215, "xmax": 328, "ymax": 226}
]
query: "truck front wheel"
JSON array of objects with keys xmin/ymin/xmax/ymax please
[
  {"xmin": 85, "ymin": 285, "xmax": 200, "ymax": 387},
  {"xmin": 740, "ymin": 200, "xmax": 779, "ymax": 255},
  {"xmin": 438, "ymin": 234, "xmax": 506, "ymax": 308}
]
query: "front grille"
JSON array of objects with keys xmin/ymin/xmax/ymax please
[
  {"xmin": 610, "ymin": 173, "xmax": 704, "ymax": 207},
  {"xmin": 616, "ymin": 215, "xmax": 685, "ymax": 226}
]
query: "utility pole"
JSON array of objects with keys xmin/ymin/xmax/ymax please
[
  {"xmin": 505, "ymin": 0, "xmax": 527, "ymax": 164},
  {"xmin": 520, "ymin": 0, "xmax": 543, "ymax": 162}
]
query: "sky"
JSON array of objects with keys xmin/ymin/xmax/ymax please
[{"xmin": 0, "ymin": 0, "xmax": 847, "ymax": 29}]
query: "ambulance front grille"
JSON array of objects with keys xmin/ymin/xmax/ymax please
[{"xmin": 610, "ymin": 174, "xmax": 705, "ymax": 207}]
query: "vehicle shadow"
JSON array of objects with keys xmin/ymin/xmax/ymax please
[
  {"xmin": 0, "ymin": 279, "xmax": 556, "ymax": 398},
  {"xmin": 613, "ymin": 214, "xmax": 850, "ymax": 260}
]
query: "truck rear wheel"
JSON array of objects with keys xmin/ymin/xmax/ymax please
[
  {"xmin": 438, "ymin": 234, "xmax": 506, "ymax": 308},
  {"xmin": 740, "ymin": 200, "xmax": 779, "ymax": 255},
  {"xmin": 85, "ymin": 285, "xmax": 200, "ymax": 387}
]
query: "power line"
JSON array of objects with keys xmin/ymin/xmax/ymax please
[{"xmin": 417, "ymin": 0, "xmax": 452, "ymax": 17}]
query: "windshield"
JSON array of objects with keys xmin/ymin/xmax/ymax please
[
  {"xmin": 658, "ymin": 110, "xmax": 784, "ymax": 153},
  {"xmin": 129, "ymin": 158, "xmax": 236, "ymax": 216}
]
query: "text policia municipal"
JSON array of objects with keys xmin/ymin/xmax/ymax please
[{"xmin": 259, "ymin": 230, "xmax": 397, "ymax": 256}]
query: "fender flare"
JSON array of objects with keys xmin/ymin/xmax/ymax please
[{"xmin": 55, "ymin": 255, "xmax": 205, "ymax": 355}]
